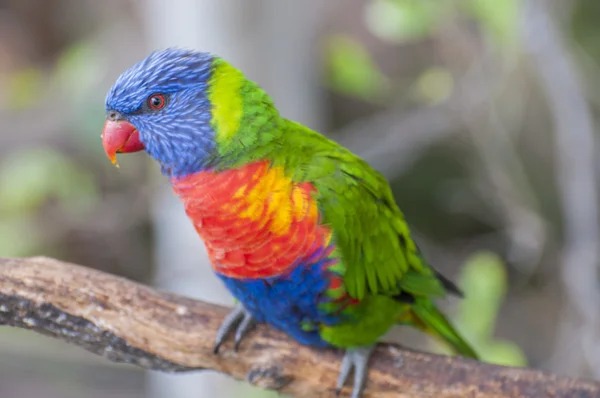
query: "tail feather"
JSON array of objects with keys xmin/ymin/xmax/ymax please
[{"xmin": 400, "ymin": 299, "xmax": 478, "ymax": 359}]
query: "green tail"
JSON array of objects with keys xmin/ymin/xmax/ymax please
[{"xmin": 407, "ymin": 299, "xmax": 479, "ymax": 359}]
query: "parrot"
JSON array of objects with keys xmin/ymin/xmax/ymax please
[{"xmin": 100, "ymin": 48, "xmax": 478, "ymax": 398}]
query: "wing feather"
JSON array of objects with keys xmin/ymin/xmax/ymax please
[{"xmin": 286, "ymin": 120, "xmax": 451, "ymax": 300}]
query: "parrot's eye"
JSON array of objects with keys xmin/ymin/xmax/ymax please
[{"xmin": 148, "ymin": 94, "xmax": 166, "ymax": 110}]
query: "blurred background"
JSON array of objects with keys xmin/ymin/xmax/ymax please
[{"xmin": 1, "ymin": 0, "xmax": 600, "ymax": 396}]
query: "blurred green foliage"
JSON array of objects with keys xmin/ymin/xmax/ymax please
[
  {"xmin": 0, "ymin": 147, "xmax": 99, "ymax": 257},
  {"xmin": 0, "ymin": 38, "xmax": 110, "ymax": 260},
  {"xmin": 571, "ymin": 0, "xmax": 600, "ymax": 105},
  {"xmin": 326, "ymin": 35, "xmax": 389, "ymax": 102},
  {"xmin": 462, "ymin": 0, "xmax": 519, "ymax": 50},
  {"xmin": 327, "ymin": 0, "xmax": 519, "ymax": 102},
  {"xmin": 452, "ymin": 252, "xmax": 527, "ymax": 366},
  {"xmin": 52, "ymin": 40, "xmax": 108, "ymax": 152},
  {"xmin": 410, "ymin": 66, "xmax": 454, "ymax": 105},
  {"xmin": 364, "ymin": 0, "xmax": 438, "ymax": 42},
  {"xmin": 5, "ymin": 68, "xmax": 44, "ymax": 110}
]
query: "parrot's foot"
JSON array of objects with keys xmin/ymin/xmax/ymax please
[
  {"xmin": 336, "ymin": 346, "xmax": 375, "ymax": 398},
  {"xmin": 213, "ymin": 305, "xmax": 256, "ymax": 354}
]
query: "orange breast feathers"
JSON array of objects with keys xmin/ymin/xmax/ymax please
[{"xmin": 170, "ymin": 161, "xmax": 334, "ymax": 279}]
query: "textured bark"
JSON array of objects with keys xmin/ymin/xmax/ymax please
[{"xmin": 0, "ymin": 256, "xmax": 598, "ymax": 398}]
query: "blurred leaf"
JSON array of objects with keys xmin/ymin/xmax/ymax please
[
  {"xmin": 461, "ymin": 0, "xmax": 519, "ymax": 50},
  {"xmin": 448, "ymin": 251, "xmax": 528, "ymax": 366},
  {"xmin": 0, "ymin": 150, "xmax": 60, "ymax": 213},
  {"xmin": 0, "ymin": 216, "xmax": 41, "ymax": 257},
  {"xmin": 484, "ymin": 340, "xmax": 528, "ymax": 367},
  {"xmin": 365, "ymin": 0, "xmax": 438, "ymax": 42},
  {"xmin": 429, "ymin": 251, "xmax": 526, "ymax": 366},
  {"xmin": 457, "ymin": 251, "xmax": 507, "ymax": 337},
  {"xmin": 326, "ymin": 35, "xmax": 389, "ymax": 101},
  {"xmin": 412, "ymin": 66, "xmax": 454, "ymax": 104},
  {"xmin": 0, "ymin": 147, "xmax": 99, "ymax": 216},
  {"xmin": 5, "ymin": 68, "xmax": 44, "ymax": 110},
  {"xmin": 51, "ymin": 40, "xmax": 111, "ymax": 154},
  {"xmin": 53, "ymin": 40, "xmax": 104, "ymax": 101}
]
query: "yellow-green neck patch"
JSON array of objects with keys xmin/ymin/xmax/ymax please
[{"xmin": 208, "ymin": 58, "xmax": 244, "ymax": 143}]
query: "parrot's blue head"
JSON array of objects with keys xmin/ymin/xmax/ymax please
[{"xmin": 102, "ymin": 47, "xmax": 217, "ymax": 177}]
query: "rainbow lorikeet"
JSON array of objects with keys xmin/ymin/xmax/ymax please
[{"xmin": 101, "ymin": 48, "xmax": 478, "ymax": 398}]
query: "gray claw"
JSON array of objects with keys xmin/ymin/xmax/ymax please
[
  {"xmin": 213, "ymin": 305, "xmax": 255, "ymax": 354},
  {"xmin": 234, "ymin": 312, "xmax": 256, "ymax": 351},
  {"xmin": 335, "ymin": 346, "xmax": 375, "ymax": 398}
]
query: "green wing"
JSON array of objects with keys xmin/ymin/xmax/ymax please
[
  {"xmin": 285, "ymin": 120, "xmax": 451, "ymax": 301},
  {"xmin": 280, "ymin": 120, "xmax": 477, "ymax": 358}
]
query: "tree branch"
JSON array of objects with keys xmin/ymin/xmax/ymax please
[{"xmin": 0, "ymin": 256, "xmax": 597, "ymax": 397}]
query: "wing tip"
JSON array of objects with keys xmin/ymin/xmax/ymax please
[{"xmin": 434, "ymin": 269, "xmax": 464, "ymax": 297}]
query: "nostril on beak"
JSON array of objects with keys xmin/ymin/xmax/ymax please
[{"xmin": 107, "ymin": 110, "xmax": 123, "ymax": 122}]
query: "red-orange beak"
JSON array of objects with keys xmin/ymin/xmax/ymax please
[{"xmin": 101, "ymin": 119, "xmax": 145, "ymax": 167}]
